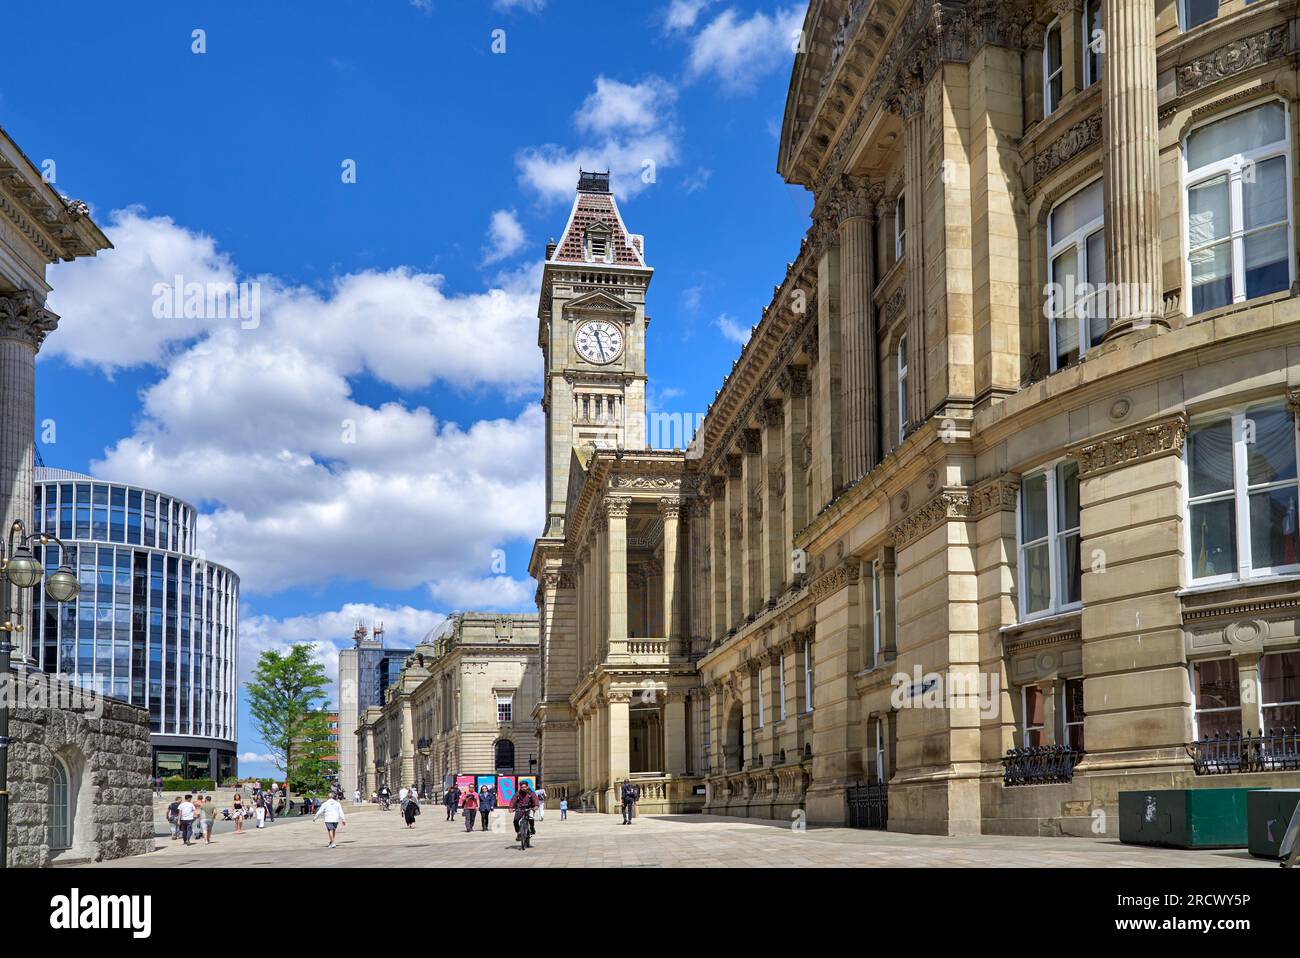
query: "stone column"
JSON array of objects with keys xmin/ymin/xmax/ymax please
[
  {"xmin": 760, "ymin": 399, "xmax": 786, "ymax": 601},
  {"xmin": 665, "ymin": 691, "xmax": 687, "ymax": 776},
  {"xmin": 741, "ymin": 428, "xmax": 763, "ymax": 615},
  {"xmin": 835, "ymin": 175, "xmax": 881, "ymax": 478},
  {"xmin": 1101, "ymin": 0, "xmax": 1164, "ymax": 337},
  {"xmin": 709, "ymin": 477, "xmax": 728, "ymax": 639},
  {"xmin": 688, "ymin": 499, "xmax": 712, "ymax": 656},
  {"xmin": 659, "ymin": 497, "xmax": 682, "ymax": 644},
  {"xmin": 399, "ymin": 697, "xmax": 416, "ymax": 788},
  {"xmin": 1234, "ymin": 654, "xmax": 1264, "ymax": 735},
  {"xmin": 606, "ymin": 498, "xmax": 629, "ymax": 646},
  {"xmin": 887, "ymin": 75, "xmax": 927, "ymax": 430},
  {"xmin": 361, "ymin": 723, "xmax": 377, "ymax": 797},
  {"xmin": 813, "ymin": 218, "xmax": 844, "ymax": 502},
  {"xmin": 725, "ymin": 454, "xmax": 744, "ymax": 629},
  {"xmin": 607, "ymin": 695, "xmax": 630, "ymax": 803},
  {"xmin": 781, "ymin": 366, "xmax": 810, "ymax": 557},
  {"xmin": 0, "ymin": 291, "xmax": 58, "ymax": 665}
]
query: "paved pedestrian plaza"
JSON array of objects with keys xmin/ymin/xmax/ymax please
[{"xmin": 82, "ymin": 806, "xmax": 1274, "ymax": 868}]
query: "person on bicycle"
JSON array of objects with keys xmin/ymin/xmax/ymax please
[{"xmin": 511, "ymin": 780, "xmax": 538, "ymax": 842}]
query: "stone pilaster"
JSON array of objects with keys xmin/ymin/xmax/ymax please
[
  {"xmin": 659, "ymin": 497, "xmax": 683, "ymax": 642},
  {"xmin": 1101, "ymin": 0, "xmax": 1164, "ymax": 337},
  {"xmin": 0, "ymin": 290, "xmax": 58, "ymax": 665},
  {"xmin": 605, "ymin": 498, "xmax": 629, "ymax": 644},
  {"xmin": 832, "ymin": 175, "xmax": 881, "ymax": 479}
]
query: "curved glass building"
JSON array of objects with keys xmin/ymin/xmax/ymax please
[{"xmin": 31, "ymin": 468, "xmax": 240, "ymax": 782}]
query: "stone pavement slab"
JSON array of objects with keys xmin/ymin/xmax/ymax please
[{"xmin": 78, "ymin": 807, "xmax": 1275, "ymax": 869}]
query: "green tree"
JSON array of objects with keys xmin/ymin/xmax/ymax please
[{"xmin": 245, "ymin": 644, "xmax": 334, "ymax": 793}]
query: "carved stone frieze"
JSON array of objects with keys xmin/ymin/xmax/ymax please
[
  {"xmin": 1033, "ymin": 113, "xmax": 1102, "ymax": 182},
  {"xmin": 1176, "ymin": 27, "xmax": 1288, "ymax": 94},
  {"xmin": 1070, "ymin": 414, "xmax": 1189, "ymax": 479},
  {"xmin": 809, "ymin": 559, "xmax": 862, "ymax": 603},
  {"xmin": 889, "ymin": 487, "xmax": 973, "ymax": 548}
]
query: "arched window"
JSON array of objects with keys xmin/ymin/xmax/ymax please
[
  {"xmin": 48, "ymin": 758, "xmax": 71, "ymax": 850},
  {"xmin": 494, "ymin": 739, "xmax": 515, "ymax": 771}
]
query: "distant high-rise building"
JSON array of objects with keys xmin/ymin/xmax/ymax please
[{"xmin": 337, "ymin": 622, "xmax": 410, "ymax": 795}]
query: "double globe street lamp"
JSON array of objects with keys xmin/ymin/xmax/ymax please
[{"xmin": 1, "ymin": 518, "xmax": 81, "ymax": 869}]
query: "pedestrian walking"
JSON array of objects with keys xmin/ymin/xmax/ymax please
[
  {"xmin": 353, "ymin": 788, "xmax": 361, "ymax": 805},
  {"xmin": 177, "ymin": 794, "xmax": 197, "ymax": 845},
  {"xmin": 200, "ymin": 797, "xmax": 216, "ymax": 844},
  {"xmin": 560, "ymin": 798, "xmax": 568, "ymax": 821},
  {"xmin": 478, "ymin": 786, "xmax": 495, "ymax": 831},
  {"xmin": 536, "ymin": 786, "xmax": 547, "ymax": 821},
  {"xmin": 403, "ymin": 792, "xmax": 421, "ymax": 828},
  {"xmin": 254, "ymin": 796, "xmax": 267, "ymax": 829},
  {"xmin": 461, "ymin": 787, "xmax": 479, "ymax": 832},
  {"xmin": 232, "ymin": 793, "xmax": 245, "ymax": 835},
  {"xmin": 620, "ymin": 780, "xmax": 638, "ymax": 824},
  {"xmin": 166, "ymin": 796, "xmax": 181, "ymax": 841},
  {"xmin": 314, "ymin": 794, "xmax": 347, "ymax": 848},
  {"xmin": 444, "ymin": 785, "xmax": 459, "ymax": 821}
]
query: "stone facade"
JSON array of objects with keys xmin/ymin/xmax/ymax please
[
  {"xmin": 354, "ymin": 613, "xmax": 540, "ymax": 798},
  {"xmin": 531, "ymin": 0, "xmax": 1300, "ymax": 834},
  {"xmin": 5, "ymin": 672, "xmax": 153, "ymax": 866}
]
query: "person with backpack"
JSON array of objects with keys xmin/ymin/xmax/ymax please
[
  {"xmin": 166, "ymin": 796, "xmax": 182, "ymax": 841},
  {"xmin": 621, "ymin": 780, "xmax": 638, "ymax": 824},
  {"xmin": 461, "ymin": 786, "xmax": 480, "ymax": 832}
]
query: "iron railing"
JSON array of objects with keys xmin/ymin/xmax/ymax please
[
  {"xmin": 1001, "ymin": 745, "xmax": 1084, "ymax": 786},
  {"xmin": 1187, "ymin": 728, "xmax": 1300, "ymax": 775},
  {"xmin": 846, "ymin": 782, "xmax": 888, "ymax": 830}
]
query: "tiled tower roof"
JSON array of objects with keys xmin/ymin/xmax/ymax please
[{"xmin": 549, "ymin": 170, "xmax": 648, "ymax": 268}]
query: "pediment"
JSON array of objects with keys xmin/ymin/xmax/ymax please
[{"xmin": 563, "ymin": 289, "xmax": 635, "ymax": 316}]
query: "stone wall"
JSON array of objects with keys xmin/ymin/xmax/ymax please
[{"xmin": 5, "ymin": 672, "xmax": 153, "ymax": 867}]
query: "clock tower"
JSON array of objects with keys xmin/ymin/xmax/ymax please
[{"xmin": 536, "ymin": 170, "xmax": 653, "ymax": 538}]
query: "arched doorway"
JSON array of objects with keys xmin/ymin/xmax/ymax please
[
  {"xmin": 494, "ymin": 739, "xmax": 515, "ymax": 772},
  {"xmin": 724, "ymin": 703, "xmax": 745, "ymax": 772}
]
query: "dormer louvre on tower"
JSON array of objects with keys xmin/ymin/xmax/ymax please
[{"xmin": 537, "ymin": 170, "xmax": 654, "ymax": 537}]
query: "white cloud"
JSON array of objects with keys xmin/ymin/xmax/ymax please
[
  {"xmin": 665, "ymin": 0, "xmax": 714, "ymax": 32},
  {"xmin": 428, "ymin": 575, "xmax": 535, "ymax": 611},
  {"xmin": 518, "ymin": 75, "xmax": 680, "ymax": 204},
  {"xmin": 45, "ymin": 209, "xmax": 546, "ymax": 598},
  {"xmin": 681, "ymin": 285, "xmax": 704, "ymax": 312},
  {"xmin": 715, "ymin": 313, "xmax": 752, "ymax": 345},
  {"xmin": 46, "ymin": 209, "xmax": 544, "ymax": 391},
  {"xmin": 409, "ymin": 0, "xmax": 433, "ymax": 13},
  {"xmin": 686, "ymin": 6, "xmax": 804, "ymax": 94},
  {"xmin": 483, "ymin": 209, "xmax": 527, "ymax": 265},
  {"xmin": 239, "ymin": 751, "xmax": 278, "ymax": 764},
  {"xmin": 495, "ymin": 0, "xmax": 545, "ymax": 10},
  {"xmin": 682, "ymin": 167, "xmax": 712, "ymax": 194}
]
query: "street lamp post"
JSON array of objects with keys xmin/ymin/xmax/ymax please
[{"xmin": 0, "ymin": 519, "xmax": 81, "ymax": 869}]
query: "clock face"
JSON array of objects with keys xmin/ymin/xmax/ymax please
[{"xmin": 575, "ymin": 320, "xmax": 624, "ymax": 364}]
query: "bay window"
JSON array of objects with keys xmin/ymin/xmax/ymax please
[
  {"xmin": 1193, "ymin": 658, "xmax": 1241, "ymax": 738},
  {"xmin": 1262, "ymin": 650, "xmax": 1300, "ymax": 730},
  {"xmin": 1185, "ymin": 100, "xmax": 1292, "ymax": 315},
  {"xmin": 1048, "ymin": 178, "xmax": 1106, "ymax": 370},
  {"xmin": 1186, "ymin": 402, "xmax": 1300, "ymax": 582},
  {"xmin": 1018, "ymin": 461, "xmax": 1081, "ymax": 619}
]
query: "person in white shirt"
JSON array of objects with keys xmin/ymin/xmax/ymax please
[
  {"xmin": 313, "ymin": 796, "xmax": 347, "ymax": 848},
  {"xmin": 353, "ymin": 788, "xmax": 361, "ymax": 805},
  {"xmin": 177, "ymin": 795, "xmax": 197, "ymax": 846}
]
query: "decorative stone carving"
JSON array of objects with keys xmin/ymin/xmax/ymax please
[
  {"xmin": 809, "ymin": 559, "xmax": 862, "ymax": 602},
  {"xmin": 742, "ymin": 427, "xmax": 762, "ymax": 455},
  {"xmin": 604, "ymin": 496, "xmax": 632, "ymax": 518},
  {"xmin": 880, "ymin": 286, "xmax": 906, "ymax": 327},
  {"xmin": 1176, "ymin": 27, "xmax": 1288, "ymax": 94},
  {"xmin": 1071, "ymin": 414, "xmax": 1189, "ymax": 479},
  {"xmin": 1033, "ymin": 113, "xmax": 1102, "ymax": 181},
  {"xmin": 726, "ymin": 453, "xmax": 743, "ymax": 479},
  {"xmin": 657, "ymin": 496, "xmax": 683, "ymax": 518},
  {"xmin": 759, "ymin": 397, "xmax": 784, "ymax": 427},
  {"xmin": 708, "ymin": 475, "xmax": 728, "ymax": 499},
  {"xmin": 0, "ymin": 289, "xmax": 60, "ymax": 351},
  {"xmin": 610, "ymin": 474, "xmax": 684, "ymax": 490},
  {"xmin": 889, "ymin": 487, "xmax": 973, "ymax": 548},
  {"xmin": 969, "ymin": 476, "xmax": 1020, "ymax": 521},
  {"xmin": 782, "ymin": 365, "xmax": 811, "ymax": 399}
]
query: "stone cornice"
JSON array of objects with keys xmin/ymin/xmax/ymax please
[
  {"xmin": 969, "ymin": 475, "xmax": 1020, "ymax": 521},
  {"xmin": 809, "ymin": 558, "xmax": 861, "ymax": 603},
  {"xmin": 0, "ymin": 139, "xmax": 110, "ymax": 264},
  {"xmin": 1067, "ymin": 413, "xmax": 1189, "ymax": 479},
  {"xmin": 0, "ymin": 289, "xmax": 59, "ymax": 351}
]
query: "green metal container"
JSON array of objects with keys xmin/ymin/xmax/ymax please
[
  {"xmin": 1246, "ymin": 789, "xmax": 1300, "ymax": 859},
  {"xmin": 1119, "ymin": 788, "xmax": 1261, "ymax": 849}
]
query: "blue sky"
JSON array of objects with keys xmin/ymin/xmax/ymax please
[{"xmin": 3, "ymin": 0, "xmax": 812, "ymax": 777}]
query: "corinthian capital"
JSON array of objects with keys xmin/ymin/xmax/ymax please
[
  {"xmin": 830, "ymin": 174, "xmax": 883, "ymax": 225},
  {"xmin": 604, "ymin": 496, "xmax": 632, "ymax": 519},
  {"xmin": 0, "ymin": 289, "xmax": 60, "ymax": 351}
]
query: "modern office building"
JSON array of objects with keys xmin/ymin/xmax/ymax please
[
  {"xmin": 31, "ymin": 467, "xmax": 240, "ymax": 782},
  {"xmin": 337, "ymin": 623, "xmax": 412, "ymax": 795}
]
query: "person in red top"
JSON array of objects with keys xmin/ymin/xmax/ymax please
[{"xmin": 461, "ymin": 786, "xmax": 480, "ymax": 832}]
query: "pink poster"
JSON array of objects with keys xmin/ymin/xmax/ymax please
[
  {"xmin": 496, "ymin": 775, "xmax": 517, "ymax": 805},
  {"xmin": 455, "ymin": 774, "xmax": 475, "ymax": 805}
]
